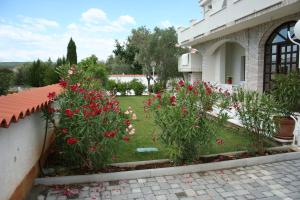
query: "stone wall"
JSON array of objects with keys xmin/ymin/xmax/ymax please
[{"xmin": 194, "ymin": 12, "xmax": 300, "ymax": 92}]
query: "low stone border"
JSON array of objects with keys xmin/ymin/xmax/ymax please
[
  {"xmin": 35, "ymin": 147, "xmax": 300, "ymax": 186},
  {"xmin": 110, "ymin": 159, "xmax": 170, "ymax": 168}
]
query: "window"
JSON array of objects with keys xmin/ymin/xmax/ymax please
[{"xmin": 264, "ymin": 21, "xmax": 300, "ymax": 91}]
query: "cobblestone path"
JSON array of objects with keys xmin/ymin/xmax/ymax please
[{"xmin": 35, "ymin": 159, "xmax": 300, "ymax": 200}]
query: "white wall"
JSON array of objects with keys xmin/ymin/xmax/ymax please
[
  {"xmin": 178, "ymin": 0, "xmax": 295, "ymax": 44},
  {"xmin": 202, "ymin": 42, "xmax": 245, "ymax": 85},
  {"xmin": 0, "ymin": 112, "xmax": 53, "ymax": 200},
  {"xmin": 178, "ymin": 53, "xmax": 202, "ymax": 73},
  {"xmin": 225, "ymin": 43, "xmax": 245, "ymax": 84},
  {"xmin": 109, "ymin": 75, "xmax": 156, "ymax": 86},
  {"xmin": 203, "ymin": 44, "xmax": 226, "ymax": 84}
]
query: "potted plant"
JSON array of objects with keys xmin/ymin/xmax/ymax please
[
  {"xmin": 271, "ymin": 72, "xmax": 300, "ymax": 140},
  {"xmin": 227, "ymin": 76, "xmax": 232, "ymax": 84}
]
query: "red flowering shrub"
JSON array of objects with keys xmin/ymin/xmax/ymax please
[
  {"xmin": 144, "ymin": 80, "xmax": 228, "ymax": 163},
  {"xmin": 51, "ymin": 65, "xmax": 131, "ymax": 169}
]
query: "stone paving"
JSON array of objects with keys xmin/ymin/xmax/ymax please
[{"xmin": 35, "ymin": 159, "xmax": 300, "ymax": 200}]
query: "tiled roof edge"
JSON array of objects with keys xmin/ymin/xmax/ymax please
[{"xmin": 0, "ymin": 84, "xmax": 62, "ymax": 128}]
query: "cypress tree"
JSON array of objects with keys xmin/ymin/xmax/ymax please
[{"xmin": 67, "ymin": 38, "xmax": 77, "ymax": 65}]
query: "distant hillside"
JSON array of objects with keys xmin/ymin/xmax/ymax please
[{"xmin": 0, "ymin": 62, "xmax": 29, "ymax": 69}]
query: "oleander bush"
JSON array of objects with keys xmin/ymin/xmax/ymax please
[
  {"xmin": 233, "ymin": 89, "xmax": 279, "ymax": 154},
  {"xmin": 47, "ymin": 65, "xmax": 133, "ymax": 169},
  {"xmin": 145, "ymin": 80, "xmax": 229, "ymax": 163}
]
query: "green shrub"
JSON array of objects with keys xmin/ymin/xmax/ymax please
[
  {"xmin": 271, "ymin": 72, "xmax": 300, "ymax": 116},
  {"xmin": 78, "ymin": 55, "xmax": 109, "ymax": 87},
  {"xmin": 15, "ymin": 65, "xmax": 30, "ymax": 85},
  {"xmin": 145, "ymin": 80, "xmax": 227, "ymax": 163},
  {"xmin": 0, "ymin": 68, "xmax": 14, "ymax": 95},
  {"xmin": 106, "ymin": 79, "xmax": 118, "ymax": 93},
  {"xmin": 43, "ymin": 65, "xmax": 60, "ymax": 85},
  {"xmin": 117, "ymin": 82, "xmax": 128, "ymax": 96},
  {"xmin": 233, "ymin": 89, "xmax": 279, "ymax": 153},
  {"xmin": 46, "ymin": 65, "xmax": 132, "ymax": 169},
  {"xmin": 153, "ymin": 81, "xmax": 164, "ymax": 93},
  {"xmin": 129, "ymin": 79, "xmax": 145, "ymax": 96}
]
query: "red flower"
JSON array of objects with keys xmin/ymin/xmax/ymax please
[
  {"xmin": 48, "ymin": 106, "xmax": 55, "ymax": 113},
  {"xmin": 74, "ymin": 108, "xmax": 80, "ymax": 114},
  {"xmin": 61, "ymin": 128, "xmax": 68, "ymax": 134},
  {"xmin": 65, "ymin": 109, "xmax": 74, "ymax": 118},
  {"xmin": 122, "ymin": 135, "xmax": 130, "ymax": 142},
  {"xmin": 216, "ymin": 138, "xmax": 224, "ymax": 145},
  {"xmin": 47, "ymin": 92, "xmax": 56, "ymax": 100},
  {"xmin": 79, "ymin": 88, "xmax": 85, "ymax": 94},
  {"xmin": 170, "ymin": 96, "xmax": 176, "ymax": 105},
  {"xmin": 157, "ymin": 104, "xmax": 161, "ymax": 109},
  {"xmin": 187, "ymin": 85, "xmax": 193, "ymax": 91},
  {"xmin": 124, "ymin": 119, "xmax": 131, "ymax": 126},
  {"xmin": 193, "ymin": 90, "xmax": 198, "ymax": 96},
  {"xmin": 205, "ymin": 86, "xmax": 212, "ymax": 96},
  {"xmin": 59, "ymin": 80, "xmax": 67, "ymax": 88},
  {"xmin": 178, "ymin": 80, "xmax": 185, "ymax": 87},
  {"xmin": 147, "ymin": 99, "xmax": 152, "ymax": 106},
  {"xmin": 156, "ymin": 92, "xmax": 161, "ymax": 99},
  {"xmin": 104, "ymin": 130, "xmax": 117, "ymax": 138},
  {"xmin": 70, "ymin": 84, "xmax": 79, "ymax": 92},
  {"xmin": 66, "ymin": 137, "xmax": 79, "ymax": 145}
]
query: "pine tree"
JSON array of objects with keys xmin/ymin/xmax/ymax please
[{"xmin": 67, "ymin": 38, "xmax": 77, "ymax": 65}]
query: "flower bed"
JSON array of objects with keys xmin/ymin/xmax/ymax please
[{"xmin": 41, "ymin": 62, "xmax": 299, "ymax": 180}]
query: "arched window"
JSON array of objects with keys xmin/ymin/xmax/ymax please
[{"xmin": 264, "ymin": 21, "xmax": 300, "ymax": 91}]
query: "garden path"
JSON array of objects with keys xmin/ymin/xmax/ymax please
[{"xmin": 32, "ymin": 159, "xmax": 300, "ymax": 200}]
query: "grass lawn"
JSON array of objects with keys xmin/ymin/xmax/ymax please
[{"xmin": 115, "ymin": 96, "xmax": 276, "ymax": 163}]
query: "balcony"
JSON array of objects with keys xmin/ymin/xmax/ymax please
[
  {"xmin": 178, "ymin": 0, "xmax": 300, "ymax": 45},
  {"xmin": 178, "ymin": 53, "xmax": 202, "ymax": 72}
]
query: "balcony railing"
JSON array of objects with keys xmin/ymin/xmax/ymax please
[{"xmin": 178, "ymin": 0, "xmax": 283, "ymax": 44}]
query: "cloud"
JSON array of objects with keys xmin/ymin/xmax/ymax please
[
  {"xmin": 116, "ymin": 15, "xmax": 136, "ymax": 25},
  {"xmin": 19, "ymin": 16, "xmax": 59, "ymax": 31},
  {"xmin": 67, "ymin": 23, "xmax": 78, "ymax": 30},
  {"xmin": 0, "ymin": 9, "xmax": 137, "ymax": 62},
  {"xmin": 81, "ymin": 8, "xmax": 107, "ymax": 24},
  {"xmin": 160, "ymin": 20, "xmax": 172, "ymax": 28}
]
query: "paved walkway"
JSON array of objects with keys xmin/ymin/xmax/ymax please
[{"xmin": 35, "ymin": 159, "xmax": 300, "ymax": 200}]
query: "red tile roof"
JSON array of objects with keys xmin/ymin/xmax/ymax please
[{"xmin": 0, "ymin": 84, "xmax": 63, "ymax": 128}]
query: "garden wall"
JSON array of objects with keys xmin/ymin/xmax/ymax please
[
  {"xmin": 0, "ymin": 112, "xmax": 54, "ymax": 200},
  {"xmin": 0, "ymin": 84, "xmax": 62, "ymax": 200},
  {"xmin": 109, "ymin": 74, "xmax": 157, "ymax": 86}
]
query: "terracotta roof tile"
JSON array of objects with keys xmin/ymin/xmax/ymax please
[{"xmin": 0, "ymin": 84, "xmax": 63, "ymax": 128}]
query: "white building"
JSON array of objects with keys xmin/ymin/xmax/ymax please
[{"xmin": 178, "ymin": 0, "xmax": 300, "ymax": 92}]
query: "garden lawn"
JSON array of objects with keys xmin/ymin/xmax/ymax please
[{"xmin": 115, "ymin": 96, "xmax": 276, "ymax": 163}]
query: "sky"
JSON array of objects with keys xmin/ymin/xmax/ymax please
[{"xmin": 0, "ymin": 0, "xmax": 203, "ymax": 62}]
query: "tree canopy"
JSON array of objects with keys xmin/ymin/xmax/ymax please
[{"xmin": 110, "ymin": 26, "xmax": 183, "ymax": 88}]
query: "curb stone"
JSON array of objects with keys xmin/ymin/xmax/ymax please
[{"xmin": 35, "ymin": 150, "xmax": 300, "ymax": 186}]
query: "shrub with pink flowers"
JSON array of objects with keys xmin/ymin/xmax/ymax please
[
  {"xmin": 48, "ymin": 65, "xmax": 133, "ymax": 169},
  {"xmin": 145, "ymin": 80, "xmax": 228, "ymax": 163}
]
